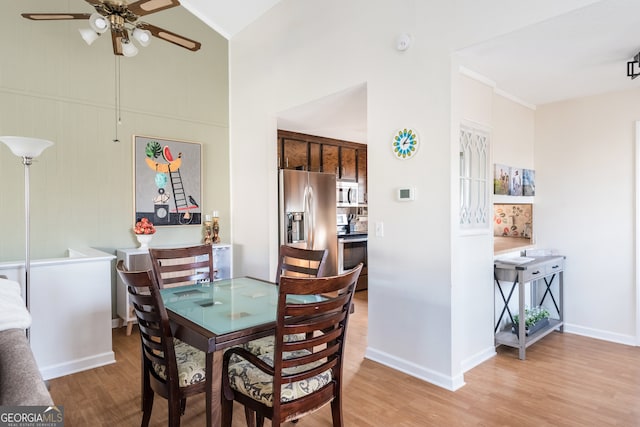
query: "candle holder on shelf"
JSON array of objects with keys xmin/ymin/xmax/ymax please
[
  {"xmin": 203, "ymin": 220, "xmax": 213, "ymax": 245},
  {"xmin": 212, "ymin": 217, "xmax": 220, "ymax": 244}
]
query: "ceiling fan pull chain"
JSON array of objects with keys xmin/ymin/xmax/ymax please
[
  {"xmin": 117, "ymin": 55, "xmax": 122, "ymax": 125},
  {"xmin": 113, "ymin": 56, "xmax": 121, "ymax": 143}
]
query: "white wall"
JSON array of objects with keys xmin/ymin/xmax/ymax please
[
  {"xmin": 535, "ymin": 88, "xmax": 639, "ymax": 344},
  {"xmin": 493, "ymin": 94, "xmax": 536, "ymax": 170},
  {"xmin": 451, "ymin": 73, "xmax": 496, "ymax": 380},
  {"xmin": 451, "ymin": 72, "xmax": 537, "ymax": 376},
  {"xmin": 229, "ymin": 0, "xmax": 596, "ymax": 388}
]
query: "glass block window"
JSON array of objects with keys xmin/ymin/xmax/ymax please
[{"xmin": 459, "ymin": 125, "xmax": 489, "ymax": 229}]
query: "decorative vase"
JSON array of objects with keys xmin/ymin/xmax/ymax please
[
  {"xmin": 212, "ymin": 217, "xmax": 220, "ymax": 244},
  {"xmin": 203, "ymin": 220, "xmax": 213, "ymax": 245},
  {"xmin": 136, "ymin": 234, "xmax": 153, "ymax": 249}
]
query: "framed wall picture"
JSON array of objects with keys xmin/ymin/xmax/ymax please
[
  {"xmin": 509, "ymin": 167, "xmax": 523, "ymax": 196},
  {"xmin": 494, "ymin": 163, "xmax": 510, "ymax": 195},
  {"xmin": 134, "ymin": 135, "xmax": 202, "ymax": 226},
  {"xmin": 523, "ymin": 169, "xmax": 536, "ymax": 196}
]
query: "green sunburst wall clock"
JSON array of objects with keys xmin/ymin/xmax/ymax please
[{"xmin": 392, "ymin": 128, "xmax": 419, "ymax": 159}]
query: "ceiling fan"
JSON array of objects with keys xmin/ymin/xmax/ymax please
[{"xmin": 21, "ymin": 0, "xmax": 201, "ymax": 57}]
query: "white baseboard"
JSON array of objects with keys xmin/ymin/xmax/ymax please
[
  {"xmin": 563, "ymin": 323, "xmax": 636, "ymax": 346},
  {"xmin": 111, "ymin": 317, "xmax": 136, "ymax": 329},
  {"xmin": 364, "ymin": 327, "xmax": 635, "ymax": 394},
  {"xmin": 365, "ymin": 347, "xmax": 464, "ymax": 391},
  {"xmin": 40, "ymin": 351, "xmax": 115, "ymax": 381},
  {"xmin": 461, "ymin": 346, "xmax": 496, "ymax": 373}
]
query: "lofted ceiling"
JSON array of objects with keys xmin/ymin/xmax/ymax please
[
  {"xmin": 180, "ymin": 0, "xmax": 283, "ymax": 40},
  {"xmin": 181, "ymin": 0, "xmax": 640, "ymax": 141}
]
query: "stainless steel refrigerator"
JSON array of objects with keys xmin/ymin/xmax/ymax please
[{"xmin": 279, "ymin": 169, "xmax": 337, "ymax": 276}]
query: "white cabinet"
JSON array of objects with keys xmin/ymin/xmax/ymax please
[
  {"xmin": 212, "ymin": 244, "xmax": 232, "ymax": 281},
  {"xmin": 116, "ymin": 244, "xmax": 232, "ymax": 334}
]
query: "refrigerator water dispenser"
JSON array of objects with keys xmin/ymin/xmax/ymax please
[{"xmin": 287, "ymin": 212, "xmax": 305, "ymax": 243}]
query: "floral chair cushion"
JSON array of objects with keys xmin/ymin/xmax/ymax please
[
  {"xmin": 152, "ymin": 338, "xmax": 206, "ymax": 387},
  {"xmin": 227, "ymin": 350, "xmax": 333, "ymax": 407},
  {"xmin": 241, "ymin": 333, "xmax": 306, "ymax": 356}
]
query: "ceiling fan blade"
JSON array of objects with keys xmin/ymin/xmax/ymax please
[
  {"xmin": 127, "ymin": 0, "xmax": 180, "ymax": 17},
  {"xmin": 84, "ymin": 0, "xmax": 104, "ymax": 5},
  {"xmin": 111, "ymin": 29, "xmax": 124, "ymax": 56},
  {"xmin": 138, "ymin": 22, "xmax": 201, "ymax": 51},
  {"xmin": 22, "ymin": 13, "xmax": 91, "ymax": 21}
]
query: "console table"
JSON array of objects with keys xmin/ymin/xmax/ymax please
[
  {"xmin": 494, "ymin": 255, "xmax": 565, "ymax": 360},
  {"xmin": 116, "ymin": 244, "xmax": 232, "ymax": 335}
]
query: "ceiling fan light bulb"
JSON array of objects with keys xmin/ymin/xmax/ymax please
[
  {"xmin": 132, "ymin": 28, "xmax": 151, "ymax": 47},
  {"xmin": 121, "ymin": 40, "xmax": 139, "ymax": 57},
  {"xmin": 78, "ymin": 28, "xmax": 100, "ymax": 46},
  {"xmin": 89, "ymin": 13, "xmax": 109, "ymax": 34}
]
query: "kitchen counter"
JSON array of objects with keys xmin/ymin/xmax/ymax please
[{"xmin": 338, "ymin": 232, "xmax": 368, "ymax": 240}]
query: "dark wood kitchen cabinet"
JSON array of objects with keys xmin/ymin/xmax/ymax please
[
  {"xmin": 277, "ymin": 130, "xmax": 366, "ymax": 203},
  {"xmin": 322, "ymin": 145, "xmax": 356, "ymax": 181},
  {"xmin": 357, "ymin": 148, "xmax": 367, "ymax": 204},
  {"xmin": 340, "ymin": 147, "xmax": 357, "ymax": 181},
  {"xmin": 322, "ymin": 144, "xmax": 339, "ymax": 175},
  {"xmin": 281, "ymin": 138, "xmax": 308, "ymax": 170},
  {"xmin": 309, "ymin": 142, "xmax": 321, "ymax": 172}
]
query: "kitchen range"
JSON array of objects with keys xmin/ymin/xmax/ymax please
[{"xmin": 337, "ymin": 213, "xmax": 368, "ymax": 291}]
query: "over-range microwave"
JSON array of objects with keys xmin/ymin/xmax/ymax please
[{"xmin": 337, "ymin": 181, "xmax": 358, "ymax": 207}]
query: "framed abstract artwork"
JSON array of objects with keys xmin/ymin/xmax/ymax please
[{"xmin": 133, "ymin": 135, "xmax": 202, "ymax": 226}]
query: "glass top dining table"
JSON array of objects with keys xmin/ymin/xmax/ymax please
[
  {"xmin": 160, "ymin": 276, "xmax": 323, "ymax": 335},
  {"xmin": 159, "ymin": 276, "xmax": 323, "ymax": 427}
]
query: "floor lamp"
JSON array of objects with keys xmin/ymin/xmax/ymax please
[{"xmin": 0, "ymin": 136, "xmax": 54, "ymax": 338}]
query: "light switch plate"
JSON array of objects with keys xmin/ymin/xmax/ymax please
[{"xmin": 375, "ymin": 221, "xmax": 384, "ymax": 237}]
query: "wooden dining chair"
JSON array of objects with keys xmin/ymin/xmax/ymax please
[
  {"xmin": 148, "ymin": 244, "xmax": 216, "ymax": 289},
  {"xmin": 275, "ymin": 245, "xmax": 328, "ymax": 284},
  {"xmin": 116, "ymin": 261, "xmax": 207, "ymax": 427},
  {"xmin": 241, "ymin": 245, "xmax": 329, "ymax": 357},
  {"xmin": 221, "ymin": 263, "xmax": 363, "ymax": 427}
]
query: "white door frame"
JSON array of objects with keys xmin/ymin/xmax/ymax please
[{"xmin": 635, "ymin": 121, "xmax": 640, "ymax": 345}]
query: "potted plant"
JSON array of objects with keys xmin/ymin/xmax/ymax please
[{"xmin": 512, "ymin": 306, "xmax": 550, "ymax": 337}]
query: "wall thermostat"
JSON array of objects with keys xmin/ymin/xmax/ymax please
[{"xmin": 397, "ymin": 187, "xmax": 416, "ymax": 201}]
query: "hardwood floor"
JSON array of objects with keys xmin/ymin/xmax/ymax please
[{"xmin": 49, "ymin": 291, "xmax": 640, "ymax": 426}]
